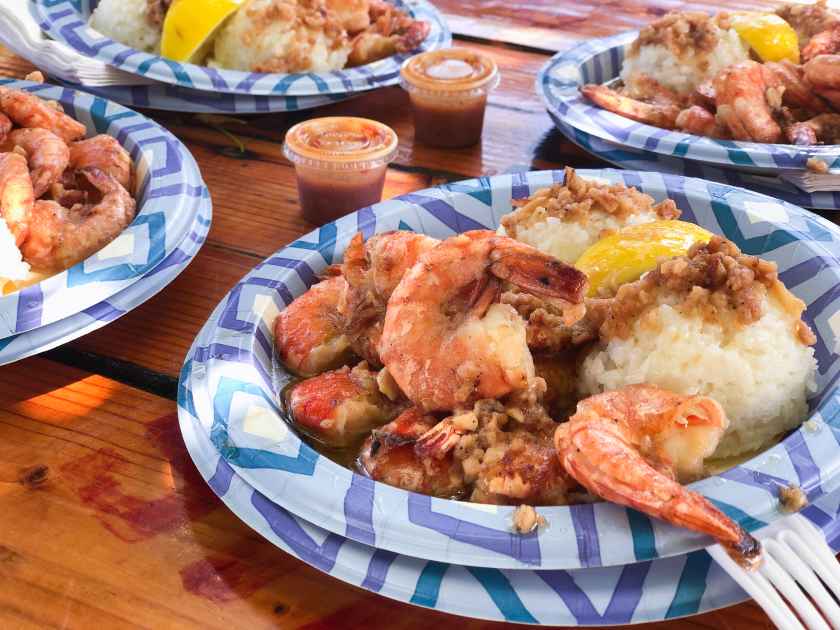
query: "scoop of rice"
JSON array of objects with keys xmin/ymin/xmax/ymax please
[
  {"xmin": 579, "ymin": 294, "xmax": 816, "ymax": 458},
  {"xmin": 210, "ymin": 0, "xmax": 350, "ymax": 72},
  {"xmin": 499, "ymin": 168, "xmax": 680, "ymax": 264},
  {"xmin": 0, "ymin": 217, "xmax": 30, "ymax": 290},
  {"xmin": 89, "ymin": 0, "xmax": 162, "ymax": 53},
  {"xmin": 621, "ymin": 13, "xmax": 750, "ymax": 95}
]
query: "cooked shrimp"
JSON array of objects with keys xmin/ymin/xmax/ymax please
[
  {"xmin": 785, "ymin": 112, "xmax": 840, "ymax": 145},
  {"xmin": 347, "ymin": 0, "xmax": 430, "ymax": 66},
  {"xmin": 764, "ymin": 60, "xmax": 828, "ymax": 115},
  {"xmin": 8, "ymin": 128, "xmax": 69, "ymax": 198},
  {"xmin": 690, "ymin": 80, "xmax": 717, "ymax": 110},
  {"xmin": 0, "ymin": 88, "xmax": 85, "ymax": 143},
  {"xmin": 676, "ymin": 105, "xmax": 728, "ymax": 138},
  {"xmin": 340, "ymin": 231, "xmax": 439, "ymax": 365},
  {"xmin": 579, "ymin": 84, "xmax": 681, "ymax": 129},
  {"xmin": 275, "ymin": 275, "xmax": 353, "ymax": 377},
  {"xmin": 358, "ymin": 407, "xmax": 467, "ymax": 498},
  {"xmin": 802, "ymin": 24, "xmax": 840, "ymax": 62},
  {"xmin": 69, "ymin": 135, "xmax": 133, "ymax": 192},
  {"xmin": 555, "ymin": 384, "xmax": 761, "ymax": 568},
  {"xmin": 379, "ymin": 230, "xmax": 588, "ymax": 412},
  {"xmin": 0, "ymin": 113, "xmax": 11, "ymax": 145},
  {"xmin": 713, "ymin": 61, "xmax": 783, "ymax": 143},
  {"xmin": 21, "ymin": 168, "xmax": 136, "ymax": 272},
  {"xmin": 287, "ymin": 363, "xmax": 399, "ymax": 447},
  {"xmin": 0, "ymin": 152, "xmax": 33, "ymax": 246},
  {"xmin": 803, "ymin": 54, "xmax": 840, "ymax": 109}
]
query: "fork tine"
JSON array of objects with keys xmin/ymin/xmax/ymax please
[
  {"xmin": 766, "ymin": 538, "xmax": 840, "ymax": 628},
  {"xmin": 708, "ymin": 545, "xmax": 807, "ymax": 630},
  {"xmin": 787, "ymin": 515, "xmax": 840, "ymax": 600},
  {"xmin": 761, "ymin": 547, "xmax": 831, "ymax": 630}
]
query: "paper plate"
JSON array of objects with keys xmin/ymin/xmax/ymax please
[
  {"xmin": 0, "ymin": 79, "xmax": 203, "ymax": 339},
  {"xmin": 52, "ymin": 78, "xmax": 352, "ymax": 114},
  {"xmin": 34, "ymin": 0, "xmax": 451, "ymax": 97},
  {"xmin": 547, "ymin": 110, "xmax": 840, "ymax": 211},
  {"xmin": 179, "ymin": 373, "xmax": 840, "ymax": 626},
  {"xmin": 0, "ymin": 185, "xmax": 210, "ymax": 364},
  {"xmin": 180, "ymin": 169, "xmax": 840, "ymax": 570},
  {"xmin": 538, "ymin": 32, "xmax": 840, "ymax": 175}
]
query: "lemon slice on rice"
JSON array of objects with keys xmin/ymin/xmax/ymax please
[
  {"xmin": 729, "ymin": 12, "xmax": 800, "ymax": 64},
  {"xmin": 161, "ymin": 0, "xmax": 244, "ymax": 63},
  {"xmin": 575, "ymin": 220, "xmax": 714, "ymax": 297}
]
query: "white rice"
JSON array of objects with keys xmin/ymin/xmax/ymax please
[
  {"xmin": 88, "ymin": 0, "xmax": 161, "ymax": 53},
  {"xmin": 210, "ymin": 0, "xmax": 350, "ymax": 72},
  {"xmin": 621, "ymin": 28, "xmax": 749, "ymax": 95},
  {"xmin": 499, "ymin": 209, "xmax": 661, "ymax": 265},
  {"xmin": 579, "ymin": 294, "xmax": 817, "ymax": 458}
]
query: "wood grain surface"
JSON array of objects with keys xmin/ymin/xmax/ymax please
[{"xmin": 0, "ymin": 1, "xmax": 835, "ymax": 628}]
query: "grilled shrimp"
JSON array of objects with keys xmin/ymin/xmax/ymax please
[
  {"xmin": 675, "ymin": 105, "xmax": 728, "ymax": 138},
  {"xmin": 802, "ymin": 24, "xmax": 840, "ymax": 62},
  {"xmin": 785, "ymin": 112, "xmax": 840, "ymax": 145},
  {"xmin": 379, "ymin": 230, "xmax": 588, "ymax": 412},
  {"xmin": 22, "ymin": 168, "xmax": 136, "ymax": 272},
  {"xmin": 555, "ymin": 384, "xmax": 761, "ymax": 568},
  {"xmin": 347, "ymin": 0, "xmax": 430, "ymax": 66},
  {"xmin": 0, "ymin": 88, "xmax": 85, "ymax": 143},
  {"xmin": 714, "ymin": 61, "xmax": 783, "ymax": 143},
  {"xmin": 340, "ymin": 231, "xmax": 439, "ymax": 365},
  {"xmin": 274, "ymin": 275, "xmax": 353, "ymax": 377},
  {"xmin": 0, "ymin": 152, "xmax": 33, "ymax": 246},
  {"xmin": 579, "ymin": 84, "xmax": 681, "ymax": 129},
  {"xmin": 764, "ymin": 60, "xmax": 828, "ymax": 115},
  {"xmin": 69, "ymin": 135, "xmax": 133, "ymax": 191},
  {"xmin": 358, "ymin": 407, "xmax": 467, "ymax": 498},
  {"xmin": 8, "ymin": 128, "xmax": 69, "ymax": 198},
  {"xmin": 803, "ymin": 54, "xmax": 840, "ymax": 109},
  {"xmin": 287, "ymin": 362, "xmax": 399, "ymax": 447},
  {"xmin": 0, "ymin": 113, "xmax": 11, "ymax": 145}
]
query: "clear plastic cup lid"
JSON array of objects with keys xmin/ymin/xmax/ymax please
[
  {"xmin": 283, "ymin": 117, "xmax": 398, "ymax": 170},
  {"xmin": 401, "ymin": 49, "xmax": 499, "ymax": 95}
]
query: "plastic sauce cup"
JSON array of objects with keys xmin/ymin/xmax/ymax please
[
  {"xmin": 400, "ymin": 49, "xmax": 500, "ymax": 148},
  {"xmin": 283, "ymin": 117, "xmax": 398, "ymax": 225}
]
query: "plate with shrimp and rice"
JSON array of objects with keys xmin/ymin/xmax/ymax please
[
  {"xmin": 178, "ymin": 167, "xmax": 840, "ymax": 571},
  {"xmin": 540, "ymin": 1, "xmax": 840, "ymax": 178},
  {"xmin": 178, "ymin": 377, "xmax": 840, "ymax": 625},
  {"xmin": 34, "ymin": 0, "xmax": 451, "ymax": 97},
  {"xmin": 0, "ymin": 78, "xmax": 205, "ymax": 339}
]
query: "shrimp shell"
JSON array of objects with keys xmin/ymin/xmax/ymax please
[
  {"xmin": 8, "ymin": 128, "xmax": 70, "ymax": 198},
  {"xmin": 0, "ymin": 152, "xmax": 34, "ymax": 246},
  {"xmin": 69, "ymin": 135, "xmax": 133, "ymax": 192},
  {"xmin": 0, "ymin": 88, "xmax": 86, "ymax": 143}
]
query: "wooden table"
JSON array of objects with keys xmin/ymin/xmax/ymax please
[{"xmin": 0, "ymin": 2, "xmax": 830, "ymax": 628}]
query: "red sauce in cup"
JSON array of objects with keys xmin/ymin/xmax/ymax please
[
  {"xmin": 283, "ymin": 117, "xmax": 398, "ymax": 225},
  {"xmin": 401, "ymin": 49, "xmax": 500, "ymax": 148}
]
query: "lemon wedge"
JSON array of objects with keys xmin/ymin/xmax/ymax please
[
  {"xmin": 575, "ymin": 220, "xmax": 714, "ymax": 297},
  {"xmin": 729, "ymin": 12, "xmax": 800, "ymax": 63},
  {"xmin": 161, "ymin": 0, "xmax": 244, "ymax": 63}
]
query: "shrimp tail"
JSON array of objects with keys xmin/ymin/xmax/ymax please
[
  {"xmin": 489, "ymin": 248, "xmax": 588, "ymax": 303},
  {"xmin": 557, "ymin": 423, "xmax": 760, "ymax": 568}
]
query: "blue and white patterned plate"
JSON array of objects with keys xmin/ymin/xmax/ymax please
[
  {"xmin": 547, "ymin": 110, "xmax": 840, "ymax": 211},
  {"xmin": 52, "ymin": 78, "xmax": 352, "ymax": 114},
  {"xmin": 0, "ymin": 184, "xmax": 210, "ymax": 365},
  {"xmin": 538, "ymin": 32, "xmax": 840, "ymax": 175},
  {"xmin": 34, "ymin": 0, "xmax": 451, "ymax": 97},
  {"xmin": 180, "ymin": 170, "xmax": 840, "ymax": 570},
  {"xmin": 179, "ymin": 374, "xmax": 840, "ymax": 626},
  {"xmin": 0, "ymin": 79, "xmax": 204, "ymax": 339}
]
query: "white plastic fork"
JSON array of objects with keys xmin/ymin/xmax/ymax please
[{"xmin": 708, "ymin": 513, "xmax": 840, "ymax": 630}]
